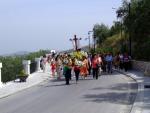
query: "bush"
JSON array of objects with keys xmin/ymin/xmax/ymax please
[
  {"xmin": 0, "ymin": 50, "xmax": 49, "ymax": 83},
  {"xmin": 0, "ymin": 56, "xmax": 23, "ymax": 83}
]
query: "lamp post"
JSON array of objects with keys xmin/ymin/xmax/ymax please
[
  {"xmin": 92, "ymin": 27, "xmax": 97, "ymax": 53},
  {"xmin": 69, "ymin": 35, "xmax": 82, "ymax": 51},
  {"xmin": 93, "ymin": 35, "xmax": 96, "ymax": 53},
  {"xmin": 85, "ymin": 31, "xmax": 93, "ymax": 51}
]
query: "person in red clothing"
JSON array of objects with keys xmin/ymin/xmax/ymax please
[
  {"xmin": 91, "ymin": 54, "xmax": 99, "ymax": 79},
  {"xmin": 80, "ymin": 56, "xmax": 89, "ymax": 79},
  {"xmin": 51, "ymin": 61, "xmax": 56, "ymax": 77},
  {"xmin": 73, "ymin": 58, "xmax": 81, "ymax": 83}
]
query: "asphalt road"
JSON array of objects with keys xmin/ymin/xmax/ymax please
[{"xmin": 0, "ymin": 72, "xmax": 137, "ymax": 113}]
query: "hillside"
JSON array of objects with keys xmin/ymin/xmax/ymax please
[{"xmin": 96, "ymin": 32, "xmax": 128, "ymax": 54}]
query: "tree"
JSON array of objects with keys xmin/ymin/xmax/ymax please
[
  {"xmin": 0, "ymin": 49, "xmax": 49, "ymax": 83},
  {"xmin": 93, "ymin": 23, "xmax": 110, "ymax": 46},
  {"xmin": 116, "ymin": 0, "xmax": 150, "ymax": 61},
  {"xmin": 110, "ymin": 21, "xmax": 122, "ymax": 36}
]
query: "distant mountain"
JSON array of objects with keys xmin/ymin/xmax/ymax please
[
  {"xmin": 13, "ymin": 51, "xmax": 29, "ymax": 56},
  {"xmin": 2, "ymin": 51, "xmax": 29, "ymax": 57}
]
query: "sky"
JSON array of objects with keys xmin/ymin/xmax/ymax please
[{"xmin": 0, "ymin": 0, "xmax": 122, "ymax": 55}]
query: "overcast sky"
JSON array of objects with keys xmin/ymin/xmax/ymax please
[{"xmin": 0, "ymin": 0, "xmax": 122, "ymax": 55}]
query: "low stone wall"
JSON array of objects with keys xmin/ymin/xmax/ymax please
[{"xmin": 132, "ymin": 60, "xmax": 150, "ymax": 76}]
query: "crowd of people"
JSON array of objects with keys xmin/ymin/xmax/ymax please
[{"xmin": 40, "ymin": 50, "xmax": 131, "ymax": 85}]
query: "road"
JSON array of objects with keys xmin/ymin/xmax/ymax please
[{"xmin": 0, "ymin": 72, "xmax": 137, "ymax": 113}]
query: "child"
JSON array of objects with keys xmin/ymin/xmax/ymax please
[{"xmin": 51, "ymin": 61, "xmax": 56, "ymax": 77}]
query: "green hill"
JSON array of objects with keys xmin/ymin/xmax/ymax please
[{"xmin": 95, "ymin": 32, "xmax": 128, "ymax": 54}]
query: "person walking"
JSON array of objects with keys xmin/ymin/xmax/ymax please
[
  {"xmin": 41, "ymin": 55, "xmax": 47, "ymax": 73},
  {"xmin": 80, "ymin": 56, "xmax": 89, "ymax": 79},
  {"xmin": 119, "ymin": 53, "xmax": 124, "ymax": 70},
  {"xmin": 55, "ymin": 55, "xmax": 62, "ymax": 80},
  {"xmin": 51, "ymin": 61, "xmax": 56, "ymax": 77},
  {"xmin": 92, "ymin": 54, "xmax": 99, "ymax": 79},
  {"xmin": 63, "ymin": 57, "xmax": 72, "ymax": 85},
  {"xmin": 73, "ymin": 58, "xmax": 81, "ymax": 83},
  {"xmin": 101, "ymin": 53, "xmax": 107, "ymax": 73},
  {"xmin": 114, "ymin": 53, "xmax": 120, "ymax": 69},
  {"xmin": 63, "ymin": 64, "xmax": 70, "ymax": 85},
  {"xmin": 105, "ymin": 53, "xmax": 113, "ymax": 74},
  {"xmin": 123, "ymin": 53, "xmax": 130, "ymax": 72},
  {"xmin": 97, "ymin": 54, "xmax": 103, "ymax": 76},
  {"xmin": 67, "ymin": 55, "xmax": 73, "ymax": 80},
  {"xmin": 87, "ymin": 54, "xmax": 92, "ymax": 75}
]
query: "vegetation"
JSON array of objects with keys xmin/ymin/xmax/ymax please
[
  {"xmin": 24, "ymin": 50, "xmax": 49, "ymax": 62},
  {"xmin": 116, "ymin": 0, "xmax": 150, "ymax": 61},
  {"xmin": 92, "ymin": 22, "xmax": 122, "ymax": 54},
  {"xmin": 93, "ymin": 0, "xmax": 150, "ymax": 61},
  {"xmin": 93, "ymin": 23, "xmax": 111, "ymax": 46},
  {"xmin": 0, "ymin": 50, "xmax": 49, "ymax": 83},
  {"xmin": 0, "ymin": 56, "xmax": 23, "ymax": 83}
]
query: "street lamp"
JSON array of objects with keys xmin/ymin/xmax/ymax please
[
  {"xmin": 93, "ymin": 35, "xmax": 96, "ymax": 53},
  {"xmin": 85, "ymin": 31, "xmax": 93, "ymax": 51},
  {"xmin": 92, "ymin": 27, "xmax": 97, "ymax": 53}
]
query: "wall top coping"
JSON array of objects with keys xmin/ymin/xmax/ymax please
[
  {"xmin": 22, "ymin": 60, "xmax": 31, "ymax": 65},
  {"xmin": 132, "ymin": 60, "xmax": 150, "ymax": 64},
  {"xmin": 35, "ymin": 58, "xmax": 41, "ymax": 61},
  {"xmin": 0, "ymin": 63, "xmax": 2, "ymax": 68}
]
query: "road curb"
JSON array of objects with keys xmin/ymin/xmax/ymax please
[
  {"xmin": 115, "ymin": 70, "xmax": 144, "ymax": 113},
  {"xmin": 0, "ymin": 72, "xmax": 53, "ymax": 99}
]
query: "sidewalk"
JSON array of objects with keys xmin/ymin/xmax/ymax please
[
  {"xmin": 0, "ymin": 64, "xmax": 52, "ymax": 99},
  {"xmin": 116, "ymin": 69, "xmax": 150, "ymax": 113}
]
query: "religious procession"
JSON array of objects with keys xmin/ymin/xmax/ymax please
[
  {"xmin": 40, "ymin": 49, "xmax": 131, "ymax": 85},
  {"xmin": 39, "ymin": 35, "xmax": 131, "ymax": 85},
  {"xmin": 40, "ymin": 49, "xmax": 99, "ymax": 85}
]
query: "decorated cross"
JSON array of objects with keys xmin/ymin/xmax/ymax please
[{"xmin": 70, "ymin": 35, "xmax": 82, "ymax": 51}]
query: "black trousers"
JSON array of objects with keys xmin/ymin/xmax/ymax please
[
  {"xmin": 93, "ymin": 68, "xmax": 98, "ymax": 79},
  {"xmin": 88, "ymin": 66, "xmax": 91, "ymax": 75},
  {"xmin": 65, "ymin": 69, "xmax": 71, "ymax": 85},
  {"xmin": 124, "ymin": 62, "xmax": 129, "ymax": 72},
  {"xmin": 120, "ymin": 62, "xmax": 124, "ymax": 70},
  {"xmin": 74, "ymin": 69, "xmax": 80, "ymax": 82},
  {"xmin": 107, "ymin": 62, "xmax": 112, "ymax": 73},
  {"xmin": 102, "ymin": 64, "xmax": 106, "ymax": 72}
]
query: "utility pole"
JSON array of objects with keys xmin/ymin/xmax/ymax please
[
  {"xmin": 128, "ymin": 3, "xmax": 132, "ymax": 56},
  {"xmin": 70, "ymin": 35, "xmax": 82, "ymax": 51}
]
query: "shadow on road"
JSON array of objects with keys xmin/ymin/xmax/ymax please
[
  {"xmin": 83, "ymin": 82, "xmax": 138, "ymax": 105},
  {"xmin": 91, "ymin": 82, "xmax": 137, "ymax": 91},
  {"xmin": 83, "ymin": 92, "xmax": 135, "ymax": 105}
]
